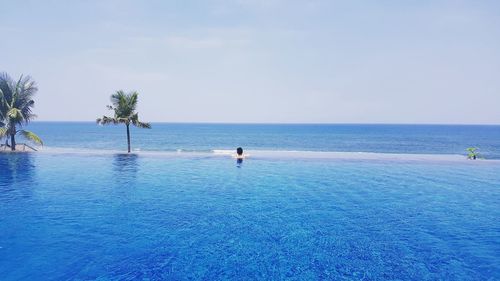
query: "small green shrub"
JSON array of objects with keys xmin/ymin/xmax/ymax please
[{"xmin": 466, "ymin": 147, "xmax": 480, "ymax": 160}]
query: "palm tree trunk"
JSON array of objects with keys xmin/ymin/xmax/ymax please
[
  {"xmin": 10, "ymin": 133, "xmax": 16, "ymax": 151},
  {"xmin": 126, "ymin": 124, "xmax": 131, "ymax": 153}
]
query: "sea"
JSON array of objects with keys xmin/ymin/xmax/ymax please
[
  {"xmin": 0, "ymin": 122, "xmax": 499, "ymax": 280},
  {"xmin": 21, "ymin": 122, "xmax": 500, "ymax": 158}
]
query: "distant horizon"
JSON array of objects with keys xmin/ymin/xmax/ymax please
[{"xmin": 31, "ymin": 120, "xmax": 500, "ymax": 126}]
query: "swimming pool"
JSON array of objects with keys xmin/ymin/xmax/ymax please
[{"xmin": 0, "ymin": 153, "xmax": 499, "ymax": 280}]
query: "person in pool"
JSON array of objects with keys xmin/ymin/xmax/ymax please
[
  {"xmin": 235, "ymin": 147, "xmax": 246, "ymax": 166},
  {"xmin": 236, "ymin": 147, "xmax": 245, "ymax": 159}
]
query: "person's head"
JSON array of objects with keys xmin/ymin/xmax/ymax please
[{"xmin": 236, "ymin": 147, "xmax": 243, "ymax": 155}]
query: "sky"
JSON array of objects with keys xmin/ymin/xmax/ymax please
[{"xmin": 1, "ymin": 0, "xmax": 499, "ymax": 124}]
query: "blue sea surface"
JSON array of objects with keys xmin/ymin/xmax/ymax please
[
  {"xmin": 0, "ymin": 152, "xmax": 499, "ymax": 280},
  {"xmin": 24, "ymin": 122, "xmax": 500, "ymax": 158}
]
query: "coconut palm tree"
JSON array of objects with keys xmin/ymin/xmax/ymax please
[
  {"xmin": 0, "ymin": 73, "xmax": 43, "ymax": 151},
  {"xmin": 96, "ymin": 90, "xmax": 151, "ymax": 153},
  {"xmin": 466, "ymin": 147, "xmax": 480, "ymax": 160}
]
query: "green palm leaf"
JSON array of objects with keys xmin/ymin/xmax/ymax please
[
  {"xmin": 96, "ymin": 116, "xmax": 118, "ymax": 125},
  {"xmin": 0, "ymin": 127, "xmax": 7, "ymax": 139},
  {"xmin": 7, "ymin": 108, "xmax": 23, "ymax": 120},
  {"xmin": 18, "ymin": 130, "xmax": 43, "ymax": 145}
]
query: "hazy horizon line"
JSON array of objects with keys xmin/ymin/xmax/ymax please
[{"xmin": 32, "ymin": 120, "xmax": 500, "ymax": 126}]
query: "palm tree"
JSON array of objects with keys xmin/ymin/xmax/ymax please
[
  {"xmin": 466, "ymin": 147, "xmax": 480, "ymax": 160},
  {"xmin": 96, "ymin": 90, "xmax": 151, "ymax": 153},
  {"xmin": 0, "ymin": 73, "xmax": 43, "ymax": 151}
]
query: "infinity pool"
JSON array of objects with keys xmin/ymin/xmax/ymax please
[{"xmin": 0, "ymin": 153, "xmax": 499, "ymax": 280}]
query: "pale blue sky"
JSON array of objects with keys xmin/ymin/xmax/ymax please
[{"xmin": 1, "ymin": 0, "xmax": 499, "ymax": 123}]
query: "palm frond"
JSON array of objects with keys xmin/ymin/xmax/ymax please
[
  {"xmin": 18, "ymin": 130, "xmax": 43, "ymax": 145},
  {"xmin": 127, "ymin": 91, "xmax": 138, "ymax": 112},
  {"xmin": 15, "ymin": 76, "xmax": 37, "ymax": 104},
  {"xmin": 109, "ymin": 90, "xmax": 140, "ymax": 118},
  {"xmin": 7, "ymin": 108, "xmax": 23, "ymax": 121},
  {"xmin": 115, "ymin": 117, "xmax": 130, "ymax": 124},
  {"xmin": 0, "ymin": 127, "xmax": 7, "ymax": 139},
  {"xmin": 134, "ymin": 121, "xmax": 151, "ymax": 129},
  {"xmin": 130, "ymin": 113, "xmax": 151, "ymax": 128},
  {"xmin": 110, "ymin": 90, "xmax": 126, "ymax": 108},
  {"xmin": 0, "ymin": 72, "xmax": 14, "ymax": 114},
  {"xmin": 97, "ymin": 116, "xmax": 118, "ymax": 125}
]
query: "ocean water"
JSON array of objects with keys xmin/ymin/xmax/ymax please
[
  {"xmin": 1, "ymin": 123, "xmax": 500, "ymax": 280},
  {"xmin": 23, "ymin": 122, "xmax": 500, "ymax": 158},
  {"xmin": 0, "ymin": 153, "xmax": 499, "ymax": 280}
]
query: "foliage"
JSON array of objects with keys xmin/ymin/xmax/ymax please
[
  {"xmin": 466, "ymin": 147, "xmax": 480, "ymax": 160},
  {"xmin": 0, "ymin": 72, "xmax": 43, "ymax": 150},
  {"xmin": 96, "ymin": 90, "xmax": 150, "ymax": 152}
]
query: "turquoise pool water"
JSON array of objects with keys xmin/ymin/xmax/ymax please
[{"xmin": 1, "ymin": 153, "xmax": 499, "ymax": 280}]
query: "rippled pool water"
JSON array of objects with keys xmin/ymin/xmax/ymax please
[{"xmin": 0, "ymin": 153, "xmax": 499, "ymax": 280}]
